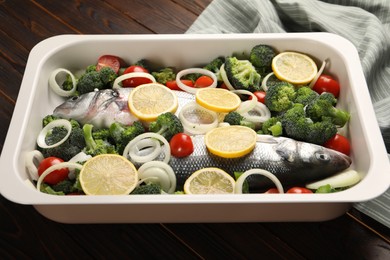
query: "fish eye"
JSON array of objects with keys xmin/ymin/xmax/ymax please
[
  {"xmin": 70, "ymin": 96, "xmax": 79, "ymax": 101},
  {"xmin": 315, "ymin": 152, "xmax": 330, "ymax": 162},
  {"xmin": 111, "ymin": 90, "xmax": 119, "ymax": 97}
]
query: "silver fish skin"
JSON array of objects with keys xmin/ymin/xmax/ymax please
[
  {"xmin": 169, "ymin": 134, "xmax": 352, "ymax": 191},
  {"xmin": 53, "ymin": 88, "xmax": 195, "ymax": 128}
]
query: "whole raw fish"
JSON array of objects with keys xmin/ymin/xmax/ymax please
[
  {"xmin": 169, "ymin": 134, "xmax": 352, "ymax": 191},
  {"xmin": 53, "ymin": 88, "xmax": 195, "ymax": 128}
]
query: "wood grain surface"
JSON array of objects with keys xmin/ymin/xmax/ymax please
[{"xmin": 1, "ymin": 1, "xmax": 389, "ymax": 259}]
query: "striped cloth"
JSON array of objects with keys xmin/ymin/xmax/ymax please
[{"xmin": 187, "ymin": 0, "xmax": 390, "ymax": 227}]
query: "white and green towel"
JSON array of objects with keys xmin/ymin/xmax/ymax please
[{"xmin": 187, "ymin": 0, "xmax": 390, "ymax": 227}]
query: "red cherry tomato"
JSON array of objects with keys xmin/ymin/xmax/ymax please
[
  {"xmin": 286, "ymin": 187, "xmax": 313, "ymax": 194},
  {"xmin": 219, "ymin": 82, "xmax": 229, "ymax": 89},
  {"xmin": 249, "ymin": 91, "xmax": 266, "ymax": 104},
  {"xmin": 170, "ymin": 133, "xmax": 194, "ymax": 158},
  {"xmin": 312, "ymin": 75, "xmax": 340, "ymax": 98},
  {"xmin": 264, "ymin": 188, "xmax": 280, "ymax": 193},
  {"xmin": 324, "ymin": 134, "xmax": 351, "ymax": 155},
  {"xmin": 194, "ymin": 75, "xmax": 214, "ymax": 88},
  {"xmin": 166, "ymin": 79, "xmax": 194, "ymax": 91},
  {"xmin": 37, "ymin": 157, "xmax": 69, "ymax": 185},
  {"xmin": 96, "ymin": 55, "xmax": 121, "ymax": 74},
  {"xmin": 122, "ymin": 65, "xmax": 152, "ymax": 87}
]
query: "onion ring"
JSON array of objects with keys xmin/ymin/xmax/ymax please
[
  {"xmin": 175, "ymin": 68, "xmax": 217, "ymax": 94},
  {"xmin": 179, "ymin": 101, "xmax": 218, "ymax": 135},
  {"xmin": 138, "ymin": 161, "xmax": 176, "ymax": 194},
  {"xmin": 309, "ymin": 59, "xmax": 327, "ymax": 88},
  {"xmin": 219, "ymin": 63, "xmax": 235, "ymax": 90},
  {"xmin": 25, "ymin": 150, "xmax": 44, "ymax": 181},
  {"xmin": 49, "ymin": 68, "xmax": 77, "ymax": 97},
  {"xmin": 36, "ymin": 119, "xmax": 72, "ymax": 149},
  {"xmin": 113, "ymin": 72, "xmax": 156, "ymax": 89},
  {"xmin": 235, "ymin": 168, "xmax": 284, "ymax": 194}
]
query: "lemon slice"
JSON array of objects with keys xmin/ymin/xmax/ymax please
[
  {"xmin": 79, "ymin": 154, "xmax": 138, "ymax": 195},
  {"xmin": 184, "ymin": 167, "xmax": 235, "ymax": 194},
  {"xmin": 195, "ymin": 88, "xmax": 241, "ymax": 113},
  {"xmin": 128, "ymin": 83, "xmax": 178, "ymax": 121},
  {"xmin": 205, "ymin": 125, "xmax": 257, "ymax": 158},
  {"xmin": 272, "ymin": 51, "xmax": 318, "ymax": 85}
]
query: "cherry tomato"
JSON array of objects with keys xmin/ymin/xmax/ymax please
[
  {"xmin": 170, "ymin": 133, "xmax": 194, "ymax": 158},
  {"xmin": 96, "ymin": 55, "xmax": 121, "ymax": 74},
  {"xmin": 286, "ymin": 187, "xmax": 313, "ymax": 194},
  {"xmin": 264, "ymin": 188, "xmax": 280, "ymax": 193},
  {"xmin": 249, "ymin": 91, "xmax": 266, "ymax": 104},
  {"xmin": 219, "ymin": 82, "xmax": 229, "ymax": 89},
  {"xmin": 324, "ymin": 134, "xmax": 351, "ymax": 155},
  {"xmin": 122, "ymin": 65, "xmax": 152, "ymax": 87},
  {"xmin": 166, "ymin": 79, "xmax": 194, "ymax": 91},
  {"xmin": 37, "ymin": 157, "xmax": 69, "ymax": 185},
  {"xmin": 312, "ymin": 75, "xmax": 340, "ymax": 98},
  {"xmin": 194, "ymin": 75, "xmax": 214, "ymax": 88}
]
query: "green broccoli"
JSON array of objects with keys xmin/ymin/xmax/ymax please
[
  {"xmin": 223, "ymin": 111, "xmax": 255, "ymax": 129},
  {"xmin": 259, "ymin": 117, "xmax": 283, "ymax": 136},
  {"xmin": 92, "ymin": 128, "xmax": 111, "ymax": 141},
  {"xmin": 77, "ymin": 70, "xmax": 104, "ymax": 95},
  {"xmin": 51, "ymin": 179, "xmax": 76, "ymax": 194},
  {"xmin": 131, "ymin": 183, "xmax": 162, "ymax": 194},
  {"xmin": 224, "ymin": 57, "xmax": 261, "ymax": 92},
  {"xmin": 294, "ymin": 86, "xmax": 319, "ymax": 106},
  {"xmin": 98, "ymin": 66, "xmax": 117, "ymax": 87},
  {"xmin": 83, "ymin": 124, "xmax": 117, "ymax": 156},
  {"xmin": 40, "ymin": 183, "xmax": 66, "ymax": 195},
  {"xmin": 281, "ymin": 103, "xmax": 337, "ymax": 145},
  {"xmin": 204, "ymin": 56, "xmax": 225, "ymax": 80},
  {"xmin": 149, "ymin": 112, "xmax": 184, "ymax": 141},
  {"xmin": 152, "ymin": 67, "xmax": 176, "ymax": 85},
  {"xmin": 249, "ymin": 44, "xmax": 276, "ymax": 76},
  {"xmin": 39, "ymin": 119, "xmax": 86, "ymax": 161},
  {"xmin": 109, "ymin": 121, "xmax": 145, "ymax": 154},
  {"xmin": 305, "ymin": 92, "xmax": 350, "ymax": 127},
  {"xmin": 265, "ymin": 82, "xmax": 296, "ymax": 112},
  {"xmin": 61, "ymin": 74, "xmax": 75, "ymax": 91},
  {"xmin": 86, "ymin": 65, "xmax": 97, "ymax": 73}
]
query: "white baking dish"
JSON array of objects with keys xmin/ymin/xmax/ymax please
[{"xmin": 1, "ymin": 33, "xmax": 389, "ymax": 223}]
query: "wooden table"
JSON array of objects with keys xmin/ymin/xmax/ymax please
[{"xmin": 1, "ymin": 1, "xmax": 389, "ymax": 258}]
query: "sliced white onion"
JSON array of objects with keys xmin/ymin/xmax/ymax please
[
  {"xmin": 231, "ymin": 89, "xmax": 256, "ymax": 114},
  {"xmin": 36, "ymin": 162, "xmax": 83, "ymax": 192},
  {"xmin": 36, "ymin": 119, "xmax": 72, "ymax": 149},
  {"xmin": 68, "ymin": 151, "xmax": 92, "ymax": 179},
  {"xmin": 308, "ymin": 59, "xmax": 327, "ymax": 88},
  {"xmin": 219, "ymin": 63, "xmax": 235, "ymax": 90},
  {"xmin": 49, "ymin": 68, "xmax": 77, "ymax": 97},
  {"xmin": 25, "ymin": 150, "xmax": 44, "ymax": 181},
  {"xmin": 113, "ymin": 72, "xmax": 156, "ymax": 89},
  {"xmin": 261, "ymin": 72, "xmax": 274, "ymax": 91},
  {"xmin": 129, "ymin": 138, "xmax": 162, "ymax": 164},
  {"xmin": 138, "ymin": 161, "xmax": 176, "ymax": 194},
  {"xmin": 179, "ymin": 101, "xmax": 218, "ymax": 135},
  {"xmin": 306, "ymin": 169, "xmax": 360, "ymax": 190},
  {"xmin": 235, "ymin": 168, "xmax": 284, "ymax": 194},
  {"xmin": 241, "ymin": 102, "xmax": 271, "ymax": 124},
  {"xmin": 175, "ymin": 68, "xmax": 217, "ymax": 94},
  {"xmin": 123, "ymin": 132, "xmax": 170, "ymax": 164}
]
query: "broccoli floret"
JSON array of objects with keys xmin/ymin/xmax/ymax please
[
  {"xmin": 259, "ymin": 117, "xmax": 283, "ymax": 136},
  {"xmin": 294, "ymin": 86, "xmax": 319, "ymax": 106},
  {"xmin": 77, "ymin": 70, "xmax": 104, "ymax": 95},
  {"xmin": 99, "ymin": 66, "xmax": 117, "ymax": 86},
  {"xmin": 86, "ymin": 65, "xmax": 97, "ymax": 73},
  {"xmin": 39, "ymin": 120, "xmax": 86, "ymax": 161},
  {"xmin": 281, "ymin": 104, "xmax": 337, "ymax": 144},
  {"xmin": 152, "ymin": 67, "xmax": 176, "ymax": 85},
  {"xmin": 92, "ymin": 128, "xmax": 111, "ymax": 141},
  {"xmin": 224, "ymin": 57, "xmax": 261, "ymax": 92},
  {"xmin": 305, "ymin": 92, "xmax": 350, "ymax": 127},
  {"xmin": 223, "ymin": 111, "xmax": 255, "ymax": 129},
  {"xmin": 51, "ymin": 179, "xmax": 76, "ymax": 194},
  {"xmin": 265, "ymin": 82, "xmax": 296, "ymax": 112},
  {"xmin": 249, "ymin": 44, "xmax": 276, "ymax": 76},
  {"xmin": 204, "ymin": 56, "xmax": 225, "ymax": 81},
  {"xmin": 83, "ymin": 124, "xmax": 117, "ymax": 156},
  {"xmin": 134, "ymin": 59, "xmax": 153, "ymax": 72},
  {"xmin": 149, "ymin": 112, "xmax": 184, "ymax": 141},
  {"xmin": 42, "ymin": 114, "xmax": 61, "ymax": 127},
  {"xmin": 131, "ymin": 183, "xmax": 162, "ymax": 195},
  {"xmin": 109, "ymin": 121, "xmax": 145, "ymax": 154},
  {"xmin": 61, "ymin": 74, "xmax": 74, "ymax": 91},
  {"xmin": 40, "ymin": 183, "xmax": 66, "ymax": 195}
]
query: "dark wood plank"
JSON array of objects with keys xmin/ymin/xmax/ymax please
[
  {"xmin": 33, "ymin": 0, "xmax": 154, "ymax": 34},
  {"xmin": 105, "ymin": 0, "xmax": 198, "ymax": 33},
  {"xmin": 173, "ymin": 0, "xmax": 213, "ymax": 16}
]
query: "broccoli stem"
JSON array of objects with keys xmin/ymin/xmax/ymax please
[
  {"xmin": 331, "ymin": 108, "xmax": 351, "ymax": 127},
  {"xmin": 83, "ymin": 124, "xmax": 97, "ymax": 150}
]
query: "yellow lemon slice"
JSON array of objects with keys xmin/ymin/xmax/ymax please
[
  {"xmin": 272, "ymin": 51, "xmax": 318, "ymax": 85},
  {"xmin": 128, "ymin": 83, "xmax": 178, "ymax": 121},
  {"xmin": 184, "ymin": 167, "xmax": 235, "ymax": 194},
  {"xmin": 195, "ymin": 88, "xmax": 241, "ymax": 113},
  {"xmin": 79, "ymin": 154, "xmax": 138, "ymax": 195},
  {"xmin": 205, "ymin": 125, "xmax": 257, "ymax": 158}
]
